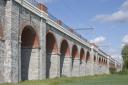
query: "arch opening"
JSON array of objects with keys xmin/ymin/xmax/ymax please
[
  {"xmin": 60, "ymin": 40, "xmax": 69, "ymax": 56},
  {"xmin": 99, "ymin": 57, "xmax": 101, "ymax": 64},
  {"xmin": 21, "ymin": 26, "xmax": 39, "ymax": 81},
  {"xmin": 72, "ymin": 45, "xmax": 78, "ymax": 58},
  {"xmin": 21, "ymin": 26, "xmax": 39, "ymax": 48},
  {"xmin": 94, "ymin": 55, "xmax": 96, "ymax": 62},
  {"xmin": 86, "ymin": 51, "xmax": 90, "ymax": 63},
  {"xmin": 101, "ymin": 58, "xmax": 104, "ymax": 64},
  {"xmin": 46, "ymin": 32, "xmax": 58, "ymax": 78},
  {"xmin": 46, "ymin": 32, "xmax": 57, "ymax": 54},
  {"xmin": 103, "ymin": 59, "xmax": 105, "ymax": 65},
  {"xmin": 71, "ymin": 45, "xmax": 78, "ymax": 69},
  {"xmin": 106, "ymin": 59, "xmax": 108, "ymax": 65},
  {"xmin": 60, "ymin": 39, "xmax": 70, "ymax": 76},
  {"xmin": 80, "ymin": 48, "xmax": 85, "ymax": 64}
]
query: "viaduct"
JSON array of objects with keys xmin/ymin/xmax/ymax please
[{"xmin": 0, "ymin": 0, "xmax": 121, "ymax": 83}]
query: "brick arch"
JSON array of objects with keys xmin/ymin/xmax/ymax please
[
  {"xmin": 94, "ymin": 55, "xmax": 96, "ymax": 62},
  {"xmin": 72, "ymin": 45, "xmax": 78, "ymax": 58},
  {"xmin": 105, "ymin": 59, "xmax": 108, "ymax": 64},
  {"xmin": 46, "ymin": 32, "xmax": 58, "ymax": 54},
  {"xmin": 21, "ymin": 25, "xmax": 39, "ymax": 48},
  {"xmin": 103, "ymin": 59, "xmax": 106, "ymax": 65},
  {"xmin": 105, "ymin": 59, "xmax": 106, "ymax": 64},
  {"xmin": 99, "ymin": 57, "xmax": 101, "ymax": 64},
  {"xmin": 71, "ymin": 45, "xmax": 78, "ymax": 69},
  {"xmin": 86, "ymin": 51, "xmax": 90, "ymax": 62},
  {"xmin": 46, "ymin": 32, "xmax": 58, "ymax": 78},
  {"xmin": 20, "ymin": 21, "xmax": 39, "ymax": 35},
  {"xmin": 103, "ymin": 58, "xmax": 105, "ymax": 63},
  {"xmin": 101, "ymin": 58, "xmax": 104, "ymax": 64},
  {"xmin": 80, "ymin": 48, "xmax": 85, "ymax": 62},
  {"xmin": 60, "ymin": 39, "xmax": 70, "ymax": 57},
  {"xmin": 21, "ymin": 25, "xmax": 40, "ymax": 81},
  {"xmin": 60, "ymin": 39, "xmax": 70, "ymax": 76}
]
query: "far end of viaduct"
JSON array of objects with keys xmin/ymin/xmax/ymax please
[{"xmin": 0, "ymin": 0, "xmax": 122, "ymax": 83}]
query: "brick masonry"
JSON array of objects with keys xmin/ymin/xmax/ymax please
[{"xmin": 0, "ymin": 0, "xmax": 121, "ymax": 84}]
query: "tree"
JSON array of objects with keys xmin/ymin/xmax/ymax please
[{"xmin": 122, "ymin": 45, "xmax": 128, "ymax": 69}]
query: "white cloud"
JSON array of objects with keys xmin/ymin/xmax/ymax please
[
  {"xmin": 107, "ymin": 48, "xmax": 122, "ymax": 63},
  {"xmin": 122, "ymin": 34, "xmax": 128, "ymax": 44},
  {"xmin": 121, "ymin": 0, "xmax": 128, "ymax": 11},
  {"xmin": 91, "ymin": 37, "xmax": 122, "ymax": 62},
  {"xmin": 111, "ymin": 54, "xmax": 122, "ymax": 62},
  {"xmin": 122, "ymin": 34, "xmax": 128, "ymax": 47},
  {"xmin": 90, "ymin": 36, "xmax": 106, "ymax": 45},
  {"xmin": 93, "ymin": 0, "xmax": 128, "ymax": 23}
]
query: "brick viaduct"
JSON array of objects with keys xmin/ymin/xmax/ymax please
[{"xmin": 0, "ymin": 0, "xmax": 121, "ymax": 83}]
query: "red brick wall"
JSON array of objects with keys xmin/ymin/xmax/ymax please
[
  {"xmin": 21, "ymin": 26, "xmax": 39, "ymax": 48},
  {"xmin": 38, "ymin": 3, "xmax": 48, "ymax": 13}
]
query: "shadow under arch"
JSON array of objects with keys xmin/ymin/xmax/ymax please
[
  {"xmin": 46, "ymin": 32, "xmax": 58, "ymax": 78},
  {"xmin": 60, "ymin": 39, "xmax": 70, "ymax": 77},
  {"xmin": 99, "ymin": 57, "xmax": 101, "ymax": 64},
  {"xmin": 71, "ymin": 45, "xmax": 78, "ymax": 70},
  {"xmin": 21, "ymin": 25, "xmax": 39, "ymax": 81},
  {"xmin": 80, "ymin": 48, "xmax": 85, "ymax": 64},
  {"xmin": 94, "ymin": 55, "xmax": 96, "ymax": 62},
  {"xmin": 86, "ymin": 51, "xmax": 90, "ymax": 63}
]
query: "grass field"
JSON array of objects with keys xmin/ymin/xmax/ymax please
[{"xmin": 1, "ymin": 74, "xmax": 128, "ymax": 85}]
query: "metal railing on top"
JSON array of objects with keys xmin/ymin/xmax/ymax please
[
  {"xmin": 27, "ymin": 0, "xmax": 39, "ymax": 7},
  {"xmin": 26, "ymin": 0, "xmax": 89, "ymax": 43},
  {"xmin": 48, "ymin": 12, "xmax": 88, "ymax": 42},
  {"xmin": 48, "ymin": 13, "xmax": 58, "ymax": 22}
]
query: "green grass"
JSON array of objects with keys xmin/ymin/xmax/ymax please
[{"xmin": 1, "ymin": 74, "xmax": 128, "ymax": 85}]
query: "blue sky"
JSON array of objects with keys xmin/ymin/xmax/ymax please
[{"xmin": 37, "ymin": 0, "xmax": 128, "ymax": 62}]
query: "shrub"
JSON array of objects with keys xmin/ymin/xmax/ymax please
[
  {"xmin": 117, "ymin": 69, "xmax": 128, "ymax": 74},
  {"xmin": 109, "ymin": 68, "xmax": 116, "ymax": 74}
]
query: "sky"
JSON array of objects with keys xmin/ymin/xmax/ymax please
[{"xmin": 37, "ymin": 0, "xmax": 128, "ymax": 62}]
